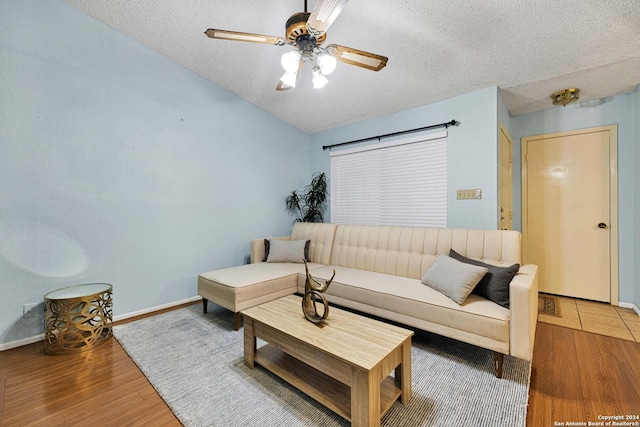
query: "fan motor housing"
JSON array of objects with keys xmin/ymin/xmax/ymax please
[{"xmin": 285, "ymin": 12, "xmax": 326, "ymax": 46}]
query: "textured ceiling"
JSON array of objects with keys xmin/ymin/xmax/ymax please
[{"xmin": 64, "ymin": 0, "xmax": 640, "ymax": 133}]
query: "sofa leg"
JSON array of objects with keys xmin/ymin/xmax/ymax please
[
  {"xmin": 494, "ymin": 352, "xmax": 504, "ymax": 378},
  {"xmin": 234, "ymin": 312, "xmax": 242, "ymax": 331},
  {"xmin": 202, "ymin": 298, "xmax": 208, "ymax": 314}
]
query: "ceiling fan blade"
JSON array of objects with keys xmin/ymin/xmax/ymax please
[
  {"xmin": 326, "ymin": 44, "xmax": 388, "ymax": 71},
  {"xmin": 205, "ymin": 29, "xmax": 286, "ymax": 46},
  {"xmin": 306, "ymin": 0, "xmax": 349, "ymax": 37}
]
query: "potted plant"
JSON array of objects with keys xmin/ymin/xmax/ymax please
[{"xmin": 285, "ymin": 172, "xmax": 328, "ymax": 223}]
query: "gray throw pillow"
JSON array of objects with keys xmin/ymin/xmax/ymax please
[
  {"xmin": 265, "ymin": 239, "xmax": 310, "ymax": 263},
  {"xmin": 421, "ymin": 255, "xmax": 488, "ymax": 305},
  {"xmin": 449, "ymin": 249, "xmax": 520, "ymax": 308}
]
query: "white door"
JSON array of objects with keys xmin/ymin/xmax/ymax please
[{"xmin": 522, "ymin": 125, "xmax": 618, "ymax": 303}]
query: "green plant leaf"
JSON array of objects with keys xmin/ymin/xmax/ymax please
[{"xmin": 285, "ymin": 172, "xmax": 328, "ymax": 223}]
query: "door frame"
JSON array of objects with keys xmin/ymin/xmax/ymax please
[{"xmin": 521, "ymin": 125, "xmax": 619, "ymax": 305}]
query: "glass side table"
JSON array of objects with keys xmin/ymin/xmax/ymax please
[{"xmin": 44, "ymin": 283, "xmax": 113, "ymax": 355}]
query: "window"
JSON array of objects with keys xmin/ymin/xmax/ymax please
[{"xmin": 330, "ymin": 131, "xmax": 447, "ymax": 227}]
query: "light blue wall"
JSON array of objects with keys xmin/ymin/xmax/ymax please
[
  {"xmin": 311, "ymin": 86, "xmax": 500, "ymax": 229},
  {"xmin": 510, "ymin": 93, "xmax": 636, "ymax": 305},
  {"xmin": 0, "ymin": 0, "xmax": 310, "ymax": 346}
]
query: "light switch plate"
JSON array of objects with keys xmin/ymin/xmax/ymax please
[{"xmin": 456, "ymin": 189, "xmax": 482, "ymax": 200}]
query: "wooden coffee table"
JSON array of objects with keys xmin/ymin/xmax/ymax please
[{"xmin": 241, "ymin": 295, "xmax": 413, "ymax": 427}]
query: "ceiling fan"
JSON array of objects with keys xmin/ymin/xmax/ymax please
[{"xmin": 205, "ymin": 0, "xmax": 388, "ymax": 91}]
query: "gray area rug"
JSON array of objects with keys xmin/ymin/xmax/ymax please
[{"xmin": 114, "ymin": 304, "xmax": 530, "ymax": 427}]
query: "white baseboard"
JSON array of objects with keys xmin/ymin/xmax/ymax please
[
  {"xmin": 0, "ymin": 296, "xmax": 203, "ymax": 352},
  {"xmin": 0, "ymin": 334, "xmax": 45, "ymax": 352},
  {"xmin": 618, "ymin": 301, "xmax": 640, "ymax": 317},
  {"xmin": 112, "ymin": 295, "xmax": 202, "ymax": 322}
]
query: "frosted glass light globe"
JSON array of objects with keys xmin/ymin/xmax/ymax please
[
  {"xmin": 317, "ymin": 53, "xmax": 337, "ymax": 75},
  {"xmin": 312, "ymin": 68, "xmax": 328, "ymax": 89},
  {"xmin": 280, "ymin": 71, "xmax": 297, "ymax": 88},
  {"xmin": 281, "ymin": 51, "xmax": 301, "ymax": 73}
]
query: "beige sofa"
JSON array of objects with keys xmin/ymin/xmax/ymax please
[{"xmin": 198, "ymin": 222, "xmax": 538, "ymax": 377}]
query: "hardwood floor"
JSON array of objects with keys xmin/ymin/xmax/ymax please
[
  {"xmin": 1, "ymin": 314, "xmax": 639, "ymax": 426},
  {"xmin": 0, "ymin": 338, "xmax": 180, "ymax": 427},
  {"xmin": 526, "ymin": 322, "xmax": 640, "ymax": 426}
]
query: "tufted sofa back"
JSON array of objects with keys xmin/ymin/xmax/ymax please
[
  {"xmin": 330, "ymin": 225, "xmax": 522, "ymax": 279},
  {"xmin": 290, "ymin": 222, "xmax": 338, "ymax": 265}
]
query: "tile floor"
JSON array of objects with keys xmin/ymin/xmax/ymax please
[{"xmin": 538, "ymin": 294, "xmax": 640, "ymax": 342}]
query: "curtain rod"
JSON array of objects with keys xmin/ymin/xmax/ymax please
[{"xmin": 322, "ymin": 119, "xmax": 459, "ymax": 151}]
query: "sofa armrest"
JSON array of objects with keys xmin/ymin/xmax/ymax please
[
  {"xmin": 250, "ymin": 236, "xmax": 291, "ymax": 263},
  {"xmin": 508, "ymin": 264, "xmax": 539, "ymax": 361}
]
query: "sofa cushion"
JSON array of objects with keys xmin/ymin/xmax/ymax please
[
  {"xmin": 421, "ymin": 255, "xmax": 488, "ymax": 304},
  {"xmin": 201, "ymin": 262, "xmax": 324, "ymax": 287},
  {"xmin": 302, "ymin": 266, "xmax": 510, "ymax": 344},
  {"xmin": 198, "ymin": 262, "xmax": 324, "ymax": 312},
  {"xmin": 449, "ymin": 249, "xmax": 519, "ymax": 308},
  {"xmin": 265, "ymin": 239, "xmax": 310, "ymax": 263}
]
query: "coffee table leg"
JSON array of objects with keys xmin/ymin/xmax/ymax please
[
  {"xmin": 351, "ymin": 367, "xmax": 380, "ymax": 427},
  {"xmin": 395, "ymin": 339, "xmax": 412, "ymax": 403},
  {"xmin": 243, "ymin": 316, "xmax": 256, "ymax": 369}
]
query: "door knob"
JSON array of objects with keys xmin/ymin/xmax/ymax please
[{"xmin": 597, "ymin": 223, "xmax": 608, "ymax": 229}]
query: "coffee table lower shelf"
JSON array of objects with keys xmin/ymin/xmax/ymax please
[{"xmin": 255, "ymin": 344, "xmax": 401, "ymax": 422}]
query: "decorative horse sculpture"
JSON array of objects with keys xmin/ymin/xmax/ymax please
[{"xmin": 301, "ymin": 260, "xmax": 335, "ymax": 324}]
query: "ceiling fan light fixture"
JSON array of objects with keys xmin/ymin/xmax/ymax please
[
  {"xmin": 280, "ymin": 71, "xmax": 297, "ymax": 88},
  {"xmin": 312, "ymin": 67, "xmax": 329, "ymax": 89},
  {"xmin": 316, "ymin": 51, "xmax": 337, "ymax": 75},
  {"xmin": 281, "ymin": 51, "xmax": 301, "ymax": 73}
]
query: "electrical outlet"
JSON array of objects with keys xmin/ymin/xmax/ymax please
[
  {"xmin": 456, "ymin": 188, "xmax": 482, "ymax": 200},
  {"xmin": 23, "ymin": 303, "xmax": 38, "ymax": 318}
]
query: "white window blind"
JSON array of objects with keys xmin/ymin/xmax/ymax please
[{"xmin": 330, "ymin": 131, "xmax": 447, "ymax": 227}]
